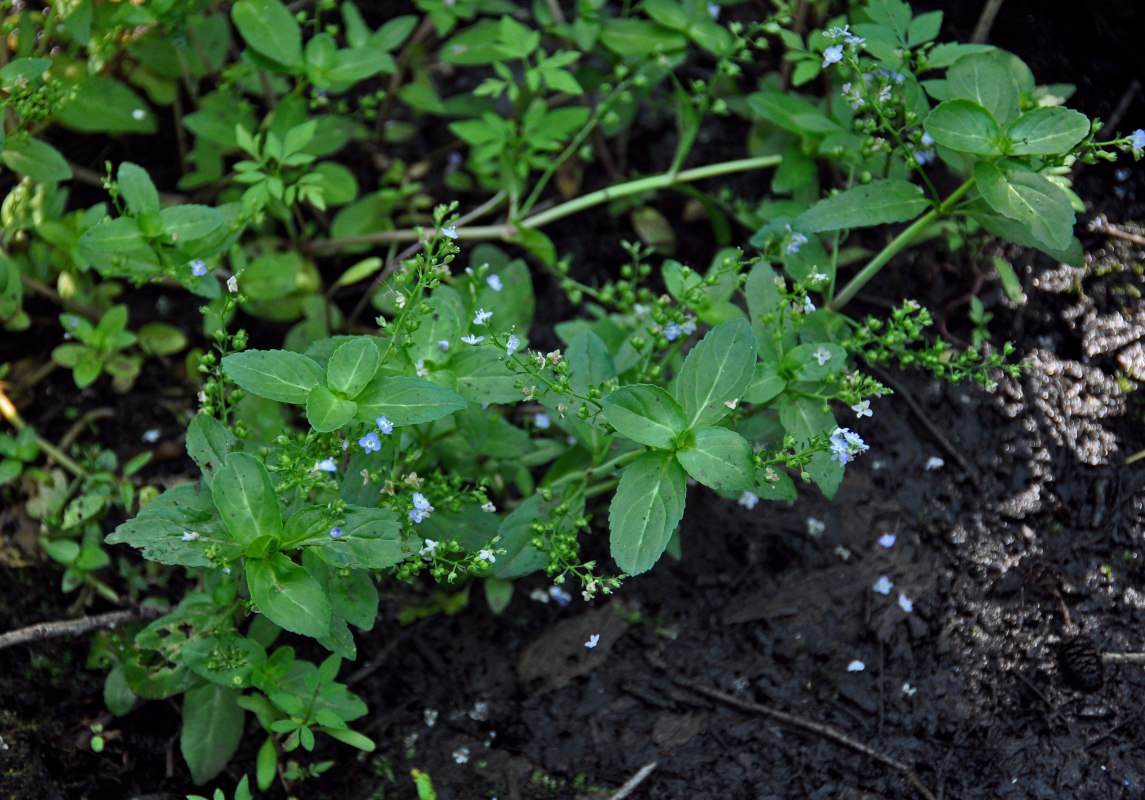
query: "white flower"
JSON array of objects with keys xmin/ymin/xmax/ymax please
[
  {"xmin": 851, "ymin": 400, "xmax": 873, "ymax": 418},
  {"xmin": 585, "ymin": 634, "xmax": 600, "ymax": 648},
  {"xmin": 813, "ymin": 346, "xmax": 832, "ymax": 366},
  {"xmin": 737, "ymin": 491, "xmax": 760, "ymax": 510},
  {"xmin": 227, "ymin": 275, "xmax": 238, "ymax": 293},
  {"xmin": 477, "ymin": 549, "xmax": 496, "ymax": 563},
  {"xmin": 315, "ymin": 457, "xmax": 338, "ymax": 472},
  {"xmin": 419, "ymin": 538, "xmax": 438, "ymax": 556},
  {"xmin": 481, "ymin": 501, "xmax": 496, "ymax": 512},
  {"xmin": 415, "ymin": 358, "xmax": 429, "ymax": 377},
  {"xmin": 877, "ymin": 533, "xmax": 896, "ymax": 548},
  {"xmin": 806, "ymin": 518, "xmax": 826, "ymax": 537},
  {"xmin": 505, "ymin": 334, "xmax": 520, "ymax": 356},
  {"xmin": 141, "ymin": 428, "xmax": 161, "ymax": 443},
  {"xmin": 423, "ymin": 708, "xmax": 438, "ymax": 726},
  {"xmin": 847, "ymin": 660, "xmax": 865, "ymax": 672},
  {"xmin": 897, "ymin": 593, "xmax": 914, "ymax": 613},
  {"xmin": 802, "ymin": 296, "xmax": 816, "ymax": 313},
  {"xmin": 452, "ymin": 747, "xmax": 469, "ymax": 764},
  {"xmin": 486, "ymin": 274, "xmax": 503, "ymax": 291},
  {"xmin": 529, "ymin": 588, "xmax": 550, "ymax": 603},
  {"xmin": 461, "ymin": 334, "xmax": 485, "ymax": 344},
  {"xmin": 902, "ymin": 682, "xmax": 918, "ymax": 697},
  {"xmin": 822, "ymin": 44, "xmax": 844, "ymax": 68},
  {"xmin": 437, "ymin": 340, "xmax": 450, "ymax": 352},
  {"xmin": 132, "ymin": 109, "xmax": 145, "ymax": 120},
  {"xmin": 925, "ymin": 456, "xmax": 945, "ymax": 470},
  {"xmin": 473, "ymin": 308, "xmax": 493, "ymax": 325},
  {"xmin": 441, "ymin": 225, "xmax": 458, "ymax": 239},
  {"xmin": 182, "ymin": 531, "xmax": 199, "ymax": 542},
  {"xmin": 873, "ymin": 575, "xmax": 894, "ymax": 595}
]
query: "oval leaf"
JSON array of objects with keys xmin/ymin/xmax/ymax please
[
  {"xmin": 1, "ymin": 137, "xmax": 72, "ymax": 182},
  {"xmin": 212, "ymin": 452, "xmax": 282, "ymax": 547},
  {"xmin": 222, "ymin": 349, "xmax": 325, "ymax": 404},
  {"xmin": 326, "ymin": 337, "xmax": 380, "ymax": 397},
  {"xmin": 601, "ymin": 384, "xmax": 687, "ymax": 450},
  {"xmin": 246, "ymin": 554, "xmax": 331, "ymax": 638},
  {"xmin": 946, "ymin": 51, "xmax": 1020, "ymax": 126},
  {"xmin": 232, "ymin": 0, "xmax": 302, "ymax": 67},
  {"xmin": 1005, "ymin": 107, "xmax": 1090, "ymax": 155},
  {"xmin": 924, "ymin": 99, "xmax": 1002, "ymax": 155},
  {"xmin": 675, "ymin": 426, "xmax": 754, "ymax": 492},
  {"xmin": 673, "ymin": 319, "xmax": 758, "ymax": 429},
  {"xmin": 796, "ymin": 178, "xmax": 931, "ymax": 233},
  {"xmin": 973, "ymin": 161, "xmax": 1075, "ymax": 251},
  {"xmin": 355, "ymin": 375, "xmax": 467, "ymax": 425},
  {"xmin": 305, "ymin": 385, "xmax": 357, "ymax": 432},
  {"xmin": 609, "ymin": 451, "xmax": 687, "ymax": 575},
  {"xmin": 181, "ymin": 683, "xmax": 244, "ymax": 785}
]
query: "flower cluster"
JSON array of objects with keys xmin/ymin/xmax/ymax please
[
  {"xmin": 662, "ymin": 317, "xmax": 697, "ymax": 342},
  {"xmin": 828, "ymin": 427, "xmax": 869, "ymax": 464}
]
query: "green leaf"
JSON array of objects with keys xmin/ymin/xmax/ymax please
[
  {"xmin": 924, "ymin": 99, "xmax": 1003, "ymax": 155},
  {"xmin": 743, "ymin": 362, "xmax": 785, "ymax": 404},
  {"xmin": 973, "ymin": 161, "xmax": 1075, "ymax": 251},
  {"xmin": 609, "ymin": 451, "xmax": 687, "ymax": 575},
  {"xmin": 492, "ymin": 493, "xmax": 558, "ymax": 579},
  {"xmin": 55, "ymin": 75, "xmax": 156, "ymax": 134},
  {"xmin": 181, "ymin": 683, "xmax": 244, "ymax": 785},
  {"xmin": 80, "ymin": 217, "xmax": 144, "ymax": 252},
  {"xmin": 212, "ymin": 452, "xmax": 282, "ymax": 547},
  {"xmin": 186, "ymin": 414, "xmax": 237, "ymax": 488},
  {"xmin": 222, "ymin": 349, "xmax": 325, "ymax": 404},
  {"xmin": 326, "ymin": 47, "xmax": 396, "ymax": 86},
  {"xmin": 1004, "ymin": 107, "xmax": 1090, "ymax": 155},
  {"xmin": 333, "ymin": 508, "xmax": 405, "ymax": 569},
  {"xmin": 673, "ymin": 319, "xmax": 758, "ymax": 429},
  {"xmin": 117, "ymin": 162, "xmax": 159, "ymax": 215},
  {"xmin": 863, "ymin": 0, "xmax": 912, "ymax": 43},
  {"xmin": 326, "ymin": 337, "xmax": 380, "ymax": 397},
  {"xmin": 369, "ymin": 15, "xmax": 418, "ymax": 51},
  {"xmin": 907, "ymin": 10, "xmax": 943, "ymax": 46},
  {"xmin": 1, "ymin": 137, "xmax": 72, "ymax": 182},
  {"xmin": 676, "ymin": 426, "xmax": 754, "ymax": 492},
  {"xmin": 354, "ymin": 376, "xmax": 466, "ymax": 426},
  {"xmin": 796, "ymin": 178, "xmax": 931, "ymax": 233},
  {"xmin": 442, "ymin": 349, "xmax": 520, "ymax": 404},
  {"xmin": 160, "ymin": 205, "xmax": 225, "ymax": 241},
  {"xmin": 778, "ymin": 394, "xmax": 835, "ymax": 445},
  {"xmin": 305, "ymin": 385, "xmax": 357, "ymax": 432},
  {"xmin": 601, "ymin": 385, "xmax": 687, "ymax": 449},
  {"xmin": 946, "ymin": 51, "xmax": 1020, "ymax": 127},
  {"xmin": 408, "ymin": 294, "xmax": 462, "ymax": 367},
  {"xmin": 106, "ymin": 483, "xmax": 235, "ymax": 568},
  {"xmin": 972, "ymin": 208, "xmax": 1083, "ymax": 266},
  {"xmin": 321, "ymin": 727, "xmax": 376, "ymax": 751},
  {"xmin": 246, "ymin": 554, "xmax": 331, "ymax": 638},
  {"xmin": 746, "ymin": 90, "xmax": 842, "ymax": 136},
  {"xmin": 599, "ymin": 18, "xmax": 688, "ymax": 57},
  {"xmin": 232, "ymin": 0, "xmax": 302, "ymax": 67}
]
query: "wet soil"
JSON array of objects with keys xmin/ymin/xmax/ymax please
[{"xmin": 3, "ymin": 1, "xmax": 1145, "ymax": 798}]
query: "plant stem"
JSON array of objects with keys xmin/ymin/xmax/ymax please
[
  {"xmin": 309, "ymin": 156, "xmax": 782, "ymax": 253},
  {"xmin": 830, "ymin": 177, "xmax": 975, "ymax": 312}
]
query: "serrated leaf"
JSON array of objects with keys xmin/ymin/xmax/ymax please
[
  {"xmin": 676, "ymin": 426, "xmax": 754, "ymax": 492},
  {"xmin": 246, "ymin": 554, "xmax": 331, "ymax": 638},
  {"xmin": 222, "ymin": 349, "xmax": 325, "ymax": 404},
  {"xmin": 181, "ymin": 683, "xmax": 244, "ymax": 785},
  {"xmin": 673, "ymin": 319, "xmax": 758, "ymax": 428},
  {"xmin": 80, "ymin": 217, "xmax": 144, "ymax": 251},
  {"xmin": 601, "ymin": 384, "xmax": 687, "ymax": 449},
  {"xmin": 212, "ymin": 452, "xmax": 282, "ymax": 547},
  {"xmin": 185, "ymin": 415, "xmax": 237, "ymax": 487},
  {"xmin": 973, "ymin": 161, "xmax": 1075, "ymax": 251},
  {"xmin": 354, "ymin": 376, "xmax": 467, "ymax": 425},
  {"xmin": 1004, "ymin": 107, "xmax": 1090, "ymax": 155},
  {"xmin": 609, "ymin": 451, "xmax": 687, "ymax": 575},
  {"xmin": 946, "ymin": 51, "xmax": 1020, "ymax": 126},
  {"xmin": 796, "ymin": 179, "xmax": 931, "ymax": 232},
  {"xmin": 746, "ymin": 90, "xmax": 842, "ymax": 136},
  {"xmin": 161, "ymin": 205, "xmax": 225, "ymax": 241},
  {"xmin": 924, "ymin": 99, "xmax": 1003, "ymax": 155}
]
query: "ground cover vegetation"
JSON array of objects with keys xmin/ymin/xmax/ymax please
[{"xmin": 0, "ymin": 0, "xmax": 1141, "ymax": 796}]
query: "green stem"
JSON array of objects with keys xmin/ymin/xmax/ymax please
[
  {"xmin": 547, "ymin": 447, "xmax": 644, "ymax": 492},
  {"xmin": 309, "ymin": 155, "xmax": 782, "ymax": 253},
  {"xmin": 829, "ymin": 177, "xmax": 975, "ymax": 312}
]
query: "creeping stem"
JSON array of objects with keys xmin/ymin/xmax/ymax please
[{"xmin": 830, "ymin": 177, "xmax": 976, "ymax": 312}]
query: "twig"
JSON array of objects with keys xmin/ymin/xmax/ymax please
[
  {"xmin": 608, "ymin": 761, "xmax": 658, "ymax": 800},
  {"xmin": 0, "ymin": 605, "xmax": 170, "ymax": 651},
  {"xmin": 866, "ymin": 364, "xmax": 984, "ymax": 490},
  {"xmin": 1088, "ymin": 215, "xmax": 1145, "ymax": 247},
  {"xmin": 647, "ymin": 651, "xmax": 938, "ymax": 800},
  {"xmin": 970, "ymin": 0, "xmax": 1006, "ymax": 44},
  {"xmin": 1101, "ymin": 652, "xmax": 1145, "ymax": 664}
]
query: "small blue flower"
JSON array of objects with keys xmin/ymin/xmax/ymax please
[
  {"xmin": 706, "ymin": 2, "xmax": 720, "ymax": 19},
  {"xmin": 437, "ymin": 340, "xmax": 450, "ymax": 352},
  {"xmin": 473, "ymin": 308, "xmax": 493, "ymax": 325},
  {"xmin": 898, "ymin": 593, "xmax": 914, "ymax": 613},
  {"xmin": 377, "ymin": 416, "xmax": 394, "ymax": 435},
  {"xmin": 784, "ymin": 226, "xmax": 808, "ymax": 255},
  {"xmin": 822, "ymin": 44, "xmax": 844, "ymax": 68},
  {"xmin": 680, "ymin": 318, "xmax": 697, "ymax": 336},
  {"xmin": 1130, "ymin": 129, "xmax": 1145, "ymax": 151},
  {"xmin": 847, "ymin": 660, "xmax": 865, "ymax": 672},
  {"xmin": 664, "ymin": 322, "xmax": 682, "ymax": 342},
  {"xmin": 505, "ymin": 334, "xmax": 520, "ymax": 356},
  {"xmin": 330, "ymin": 527, "xmax": 342, "ymax": 539},
  {"xmin": 441, "ymin": 225, "xmax": 458, "ymax": 239},
  {"xmin": 737, "ymin": 491, "xmax": 760, "ymax": 509},
  {"xmin": 829, "ymin": 427, "xmax": 869, "ymax": 464},
  {"xmin": 486, "ymin": 274, "xmax": 503, "ymax": 292},
  {"xmin": 360, "ymin": 432, "xmax": 381, "ymax": 453},
  {"xmin": 190, "ymin": 259, "xmax": 207, "ymax": 277},
  {"xmin": 585, "ymin": 634, "xmax": 600, "ymax": 648},
  {"xmin": 461, "ymin": 333, "xmax": 484, "ymax": 344},
  {"xmin": 535, "ymin": 413, "xmax": 551, "ymax": 430},
  {"xmin": 549, "ymin": 586, "xmax": 572, "ymax": 606},
  {"xmin": 878, "ymin": 533, "xmax": 896, "ymax": 548},
  {"xmin": 409, "ymin": 492, "xmax": 434, "ymax": 523},
  {"xmin": 315, "ymin": 457, "xmax": 338, "ymax": 472},
  {"xmin": 873, "ymin": 575, "xmax": 893, "ymax": 595}
]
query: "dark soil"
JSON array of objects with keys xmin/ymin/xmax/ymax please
[{"xmin": 3, "ymin": 1, "xmax": 1145, "ymax": 799}]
